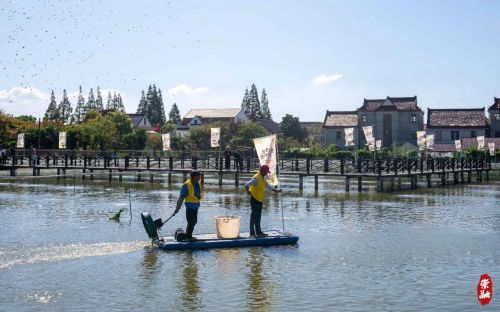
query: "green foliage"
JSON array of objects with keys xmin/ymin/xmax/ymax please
[
  {"xmin": 44, "ymin": 90, "xmax": 59, "ymax": 121},
  {"xmin": 83, "ymin": 110, "xmax": 100, "ymax": 122},
  {"xmin": 145, "ymin": 132, "xmax": 162, "ymax": 150},
  {"xmin": 25, "ymin": 125, "xmax": 59, "ymax": 149},
  {"xmin": 57, "ymin": 89, "xmax": 73, "ymax": 124},
  {"xmin": 16, "ymin": 115, "xmax": 37, "ymax": 122},
  {"xmin": 141, "ymin": 84, "xmax": 166, "ymax": 126},
  {"xmin": 232, "ymin": 123, "xmax": 268, "ymax": 147},
  {"xmin": 80, "ymin": 115, "xmax": 117, "ymax": 150},
  {"xmin": 168, "ymin": 103, "xmax": 181, "ymax": 124},
  {"xmin": 280, "ymin": 114, "xmax": 308, "ymax": 142},
  {"xmin": 260, "ymin": 89, "xmax": 271, "ymax": 120},
  {"xmin": 160, "ymin": 122, "xmax": 176, "ymax": 133}
]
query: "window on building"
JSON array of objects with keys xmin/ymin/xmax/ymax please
[
  {"xmin": 451, "ymin": 130, "xmax": 459, "ymax": 140},
  {"xmin": 336, "ymin": 131, "xmax": 341, "ymax": 141},
  {"xmin": 362, "ymin": 115, "xmax": 367, "ymax": 123},
  {"xmin": 436, "ymin": 130, "xmax": 442, "ymax": 141},
  {"xmin": 495, "ymin": 131, "xmax": 500, "ymax": 138},
  {"xmin": 470, "ymin": 130, "xmax": 476, "ymax": 138},
  {"xmin": 495, "ymin": 113, "xmax": 500, "ymax": 120},
  {"xmin": 410, "ymin": 114, "xmax": 416, "ymax": 122}
]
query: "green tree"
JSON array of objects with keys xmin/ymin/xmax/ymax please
[
  {"xmin": 280, "ymin": 114, "xmax": 308, "ymax": 142},
  {"xmin": 73, "ymin": 86, "xmax": 86, "ymax": 123},
  {"xmin": 57, "ymin": 89, "xmax": 73, "ymax": 124},
  {"xmin": 81, "ymin": 115, "xmax": 117, "ymax": 150},
  {"xmin": 232, "ymin": 123, "xmax": 268, "ymax": 147},
  {"xmin": 157, "ymin": 89, "xmax": 166, "ymax": 125},
  {"xmin": 137, "ymin": 90, "xmax": 146, "ymax": 114},
  {"xmin": 168, "ymin": 103, "xmax": 181, "ymax": 124},
  {"xmin": 106, "ymin": 91, "xmax": 113, "ymax": 110},
  {"xmin": 86, "ymin": 88, "xmax": 95, "ymax": 112},
  {"xmin": 16, "ymin": 115, "xmax": 37, "ymax": 122},
  {"xmin": 83, "ymin": 110, "xmax": 100, "ymax": 122},
  {"xmin": 44, "ymin": 90, "xmax": 59, "ymax": 121},
  {"xmin": 241, "ymin": 88, "xmax": 250, "ymax": 117},
  {"xmin": 248, "ymin": 83, "xmax": 261, "ymax": 121},
  {"xmin": 95, "ymin": 87, "xmax": 103, "ymax": 111},
  {"xmin": 108, "ymin": 111, "xmax": 133, "ymax": 148},
  {"xmin": 260, "ymin": 88, "xmax": 271, "ymax": 120}
]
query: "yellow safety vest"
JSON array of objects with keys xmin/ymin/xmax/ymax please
[
  {"xmin": 249, "ymin": 172, "xmax": 266, "ymax": 202},
  {"xmin": 184, "ymin": 179, "xmax": 203, "ymax": 203}
]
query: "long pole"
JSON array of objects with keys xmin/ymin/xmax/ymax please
[
  {"xmin": 276, "ymin": 136, "xmax": 285, "ymax": 233},
  {"xmin": 37, "ymin": 118, "xmax": 41, "ymax": 149}
]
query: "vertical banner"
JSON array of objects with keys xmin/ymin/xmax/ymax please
[
  {"xmin": 344, "ymin": 127, "xmax": 355, "ymax": 147},
  {"xmin": 210, "ymin": 127, "xmax": 220, "ymax": 148},
  {"xmin": 426, "ymin": 134, "xmax": 434, "ymax": 150},
  {"xmin": 58, "ymin": 132, "xmax": 67, "ymax": 149},
  {"xmin": 161, "ymin": 133, "xmax": 170, "ymax": 151},
  {"xmin": 416, "ymin": 131, "xmax": 426, "ymax": 151},
  {"xmin": 362, "ymin": 126, "xmax": 375, "ymax": 150},
  {"xmin": 455, "ymin": 140, "xmax": 462, "ymax": 152},
  {"xmin": 477, "ymin": 136, "xmax": 485, "ymax": 150},
  {"xmin": 376, "ymin": 140, "xmax": 382, "ymax": 151},
  {"xmin": 488, "ymin": 142, "xmax": 495, "ymax": 156},
  {"xmin": 16, "ymin": 133, "xmax": 25, "ymax": 148},
  {"xmin": 253, "ymin": 134, "xmax": 279, "ymax": 187}
]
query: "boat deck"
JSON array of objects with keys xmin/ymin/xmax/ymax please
[{"xmin": 158, "ymin": 230, "xmax": 299, "ymax": 251}]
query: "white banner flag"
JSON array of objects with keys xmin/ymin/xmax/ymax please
[
  {"xmin": 426, "ymin": 134, "xmax": 434, "ymax": 150},
  {"xmin": 210, "ymin": 127, "xmax": 220, "ymax": 148},
  {"xmin": 477, "ymin": 136, "xmax": 485, "ymax": 150},
  {"xmin": 488, "ymin": 142, "xmax": 495, "ymax": 156},
  {"xmin": 376, "ymin": 140, "xmax": 382, "ymax": 151},
  {"xmin": 16, "ymin": 133, "xmax": 25, "ymax": 148},
  {"xmin": 344, "ymin": 127, "xmax": 355, "ymax": 147},
  {"xmin": 58, "ymin": 132, "xmax": 67, "ymax": 149},
  {"xmin": 253, "ymin": 134, "xmax": 279, "ymax": 187},
  {"xmin": 362, "ymin": 126, "xmax": 375, "ymax": 152},
  {"xmin": 417, "ymin": 131, "xmax": 426, "ymax": 151},
  {"xmin": 162, "ymin": 133, "xmax": 170, "ymax": 151},
  {"xmin": 455, "ymin": 140, "xmax": 461, "ymax": 151}
]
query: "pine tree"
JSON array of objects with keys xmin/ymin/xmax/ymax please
[
  {"xmin": 157, "ymin": 89, "xmax": 166, "ymax": 125},
  {"xmin": 169, "ymin": 103, "xmax": 181, "ymax": 124},
  {"xmin": 106, "ymin": 91, "xmax": 112, "ymax": 110},
  {"xmin": 57, "ymin": 89, "xmax": 73, "ymax": 124},
  {"xmin": 248, "ymin": 83, "xmax": 261, "ymax": 121},
  {"xmin": 44, "ymin": 90, "xmax": 59, "ymax": 121},
  {"xmin": 95, "ymin": 86, "xmax": 103, "ymax": 111},
  {"xmin": 241, "ymin": 88, "xmax": 250, "ymax": 117},
  {"xmin": 260, "ymin": 88, "xmax": 271, "ymax": 120},
  {"xmin": 112, "ymin": 92, "xmax": 118, "ymax": 110},
  {"xmin": 86, "ymin": 88, "xmax": 95, "ymax": 113},
  {"xmin": 73, "ymin": 86, "xmax": 86, "ymax": 123},
  {"xmin": 117, "ymin": 93, "xmax": 125, "ymax": 112},
  {"xmin": 137, "ymin": 90, "xmax": 146, "ymax": 114}
]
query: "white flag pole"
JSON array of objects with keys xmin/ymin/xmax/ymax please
[{"xmin": 276, "ymin": 135, "xmax": 285, "ymax": 233}]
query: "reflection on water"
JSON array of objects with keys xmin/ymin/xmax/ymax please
[
  {"xmin": 182, "ymin": 252, "xmax": 202, "ymax": 311},
  {"xmin": 246, "ymin": 248, "xmax": 275, "ymax": 312}
]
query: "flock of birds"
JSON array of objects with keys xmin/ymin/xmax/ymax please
[{"xmin": 1, "ymin": 0, "xmax": 203, "ymax": 93}]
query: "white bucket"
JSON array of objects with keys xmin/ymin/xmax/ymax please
[{"xmin": 215, "ymin": 215, "xmax": 241, "ymax": 239}]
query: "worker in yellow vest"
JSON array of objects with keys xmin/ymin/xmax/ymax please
[
  {"xmin": 245, "ymin": 165, "xmax": 282, "ymax": 238},
  {"xmin": 174, "ymin": 170, "xmax": 204, "ymax": 240}
]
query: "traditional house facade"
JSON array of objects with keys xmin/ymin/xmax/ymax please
[
  {"xmin": 322, "ymin": 111, "xmax": 359, "ymax": 148},
  {"xmin": 488, "ymin": 97, "xmax": 500, "ymax": 138},
  {"xmin": 323, "ymin": 96, "xmax": 424, "ymax": 149},
  {"xmin": 426, "ymin": 108, "xmax": 487, "ymax": 144},
  {"xmin": 181, "ymin": 108, "xmax": 248, "ymax": 126}
]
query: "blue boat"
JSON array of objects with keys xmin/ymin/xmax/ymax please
[
  {"xmin": 158, "ymin": 230, "xmax": 299, "ymax": 251},
  {"xmin": 141, "ymin": 212, "xmax": 299, "ymax": 251}
]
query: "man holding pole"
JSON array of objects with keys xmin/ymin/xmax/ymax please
[
  {"xmin": 245, "ymin": 165, "xmax": 282, "ymax": 238},
  {"xmin": 174, "ymin": 170, "xmax": 204, "ymax": 240}
]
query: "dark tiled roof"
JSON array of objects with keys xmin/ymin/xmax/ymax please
[
  {"xmin": 256, "ymin": 119, "xmax": 281, "ymax": 134},
  {"xmin": 427, "ymin": 108, "xmax": 486, "ymax": 128},
  {"xmin": 323, "ymin": 111, "xmax": 358, "ymax": 127},
  {"xmin": 488, "ymin": 97, "xmax": 500, "ymax": 111},
  {"xmin": 461, "ymin": 137, "xmax": 500, "ymax": 150},
  {"xmin": 357, "ymin": 96, "xmax": 422, "ymax": 112},
  {"xmin": 432, "ymin": 143, "xmax": 456, "ymax": 152},
  {"xmin": 127, "ymin": 114, "xmax": 145, "ymax": 127}
]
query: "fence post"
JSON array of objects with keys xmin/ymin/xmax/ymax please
[
  {"xmin": 246, "ymin": 157, "xmax": 251, "ymax": 172},
  {"xmin": 377, "ymin": 159, "xmax": 382, "ymax": 176},
  {"xmin": 125, "ymin": 156, "xmax": 129, "ymax": 169},
  {"xmin": 357, "ymin": 158, "xmax": 361, "ymax": 173},
  {"xmin": 192, "ymin": 156, "xmax": 198, "ymax": 170},
  {"xmin": 339, "ymin": 159, "xmax": 343, "ymax": 175},
  {"xmin": 306, "ymin": 158, "xmax": 310, "ymax": 175},
  {"xmin": 147, "ymin": 156, "xmax": 150, "ymax": 170}
]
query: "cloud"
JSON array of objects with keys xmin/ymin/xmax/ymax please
[
  {"xmin": 167, "ymin": 84, "xmax": 208, "ymax": 96},
  {"xmin": 313, "ymin": 74, "xmax": 344, "ymax": 85},
  {"xmin": 0, "ymin": 87, "xmax": 50, "ymax": 117}
]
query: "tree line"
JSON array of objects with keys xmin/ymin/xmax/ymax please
[
  {"xmin": 44, "ymin": 86, "xmax": 125, "ymax": 124},
  {"xmin": 241, "ymin": 83, "xmax": 272, "ymax": 121}
]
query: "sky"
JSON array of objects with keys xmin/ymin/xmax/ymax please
[{"xmin": 1, "ymin": 0, "xmax": 500, "ymax": 121}]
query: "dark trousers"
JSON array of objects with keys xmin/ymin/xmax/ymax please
[
  {"xmin": 250, "ymin": 196, "xmax": 263, "ymax": 235},
  {"xmin": 224, "ymin": 157, "xmax": 231, "ymax": 170},
  {"xmin": 186, "ymin": 208, "xmax": 198, "ymax": 237}
]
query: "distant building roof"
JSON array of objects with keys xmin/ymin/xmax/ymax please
[
  {"xmin": 255, "ymin": 119, "xmax": 280, "ymax": 134},
  {"xmin": 461, "ymin": 137, "xmax": 500, "ymax": 150},
  {"xmin": 323, "ymin": 111, "xmax": 358, "ymax": 127},
  {"xmin": 488, "ymin": 97, "xmax": 500, "ymax": 111},
  {"xmin": 357, "ymin": 96, "xmax": 422, "ymax": 112},
  {"xmin": 183, "ymin": 108, "xmax": 242, "ymax": 119},
  {"xmin": 427, "ymin": 108, "xmax": 486, "ymax": 128},
  {"xmin": 432, "ymin": 143, "xmax": 456, "ymax": 152},
  {"xmin": 127, "ymin": 114, "xmax": 148, "ymax": 127}
]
